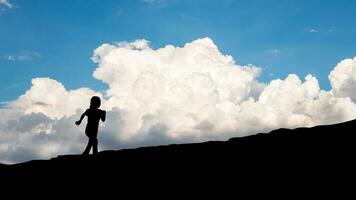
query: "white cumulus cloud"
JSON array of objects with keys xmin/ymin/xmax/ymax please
[
  {"xmin": 1, "ymin": 37, "xmax": 356, "ymax": 164},
  {"xmin": 329, "ymin": 57, "xmax": 356, "ymax": 101},
  {"xmin": 9, "ymin": 78, "xmax": 102, "ymax": 119}
]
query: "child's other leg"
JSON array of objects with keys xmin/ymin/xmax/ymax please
[{"xmin": 92, "ymin": 138, "xmax": 98, "ymax": 154}]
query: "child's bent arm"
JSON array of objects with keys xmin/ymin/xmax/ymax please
[{"xmin": 101, "ymin": 110, "xmax": 106, "ymax": 122}]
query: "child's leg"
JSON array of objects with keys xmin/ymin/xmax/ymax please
[
  {"xmin": 82, "ymin": 138, "xmax": 92, "ymax": 155},
  {"xmin": 92, "ymin": 138, "xmax": 98, "ymax": 154}
]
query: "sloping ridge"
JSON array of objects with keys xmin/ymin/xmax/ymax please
[{"xmin": 1, "ymin": 119, "xmax": 356, "ymax": 180}]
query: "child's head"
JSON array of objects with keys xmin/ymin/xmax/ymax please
[{"xmin": 90, "ymin": 96, "xmax": 101, "ymax": 109}]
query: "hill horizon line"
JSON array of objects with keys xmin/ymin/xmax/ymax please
[{"xmin": 2, "ymin": 119, "xmax": 356, "ymax": 166}]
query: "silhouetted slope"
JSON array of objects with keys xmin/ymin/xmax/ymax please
[{"xmin": 1, "ymin": 119, "xmax": 356, "ymax": 182}]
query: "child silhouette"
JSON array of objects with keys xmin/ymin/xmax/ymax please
[{"xmin": 75, "ymin": 96, "xmax": 106, "ymax": 155}]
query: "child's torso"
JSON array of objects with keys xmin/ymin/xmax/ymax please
[{"xmin": 86, "ymin": 108, "xmax": 103, "ymax": 126}]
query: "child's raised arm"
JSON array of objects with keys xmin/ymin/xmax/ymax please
[{"xmin": 75, "ymin": 109, "xmax": 88, "ymax": 126}]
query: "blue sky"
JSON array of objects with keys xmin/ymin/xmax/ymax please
[{"xmin": 1, "ymin": 0, "xmax": 356, "ymax": 103}]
